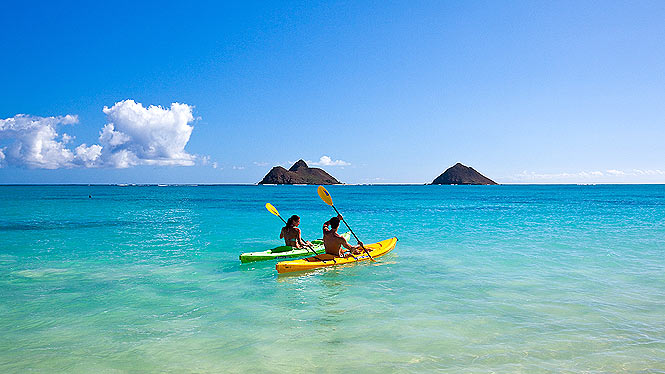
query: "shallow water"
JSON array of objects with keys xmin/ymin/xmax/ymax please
[{"xmin": 1, "ymin": 185, "xmax": 664, "ymax": 373}]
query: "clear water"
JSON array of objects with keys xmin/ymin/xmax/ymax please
[{"xmin": 1, "ymin": 185, "xmax": 664, "ymax": 373}]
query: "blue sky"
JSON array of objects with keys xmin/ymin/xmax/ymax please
[{"xmin": 1, "ymin": 0, "xmax": 664, "ymax": 184}]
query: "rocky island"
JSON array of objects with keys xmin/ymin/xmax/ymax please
[
  {"xmin": 258, "ymin": 160, "xmax": 341, "ymax": 185},
  {"xmin": 431, "ymin": 163, "xmax": 498, "ymax": 185}
]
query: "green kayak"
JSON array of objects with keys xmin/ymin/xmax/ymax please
[{"xmin": 239, "ymin": 232, "xmax": 350, "ymax": 263}]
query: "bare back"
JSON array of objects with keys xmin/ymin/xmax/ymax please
[
  {"xmin": 323, "ymin": 229, "xmax": 352, "ymax": 256},
  {"xmin": 281, "ymin": 227, "xmax": 301, "ymax": 247}
]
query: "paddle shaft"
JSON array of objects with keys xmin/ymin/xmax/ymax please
[{"xmin": 330, "ymin": 205, "xmax": 374, "ymax": 260}]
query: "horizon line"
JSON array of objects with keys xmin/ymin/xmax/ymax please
[{"xmin": 1, "ymin": 183, "xmax": 665, "ymax": 186}]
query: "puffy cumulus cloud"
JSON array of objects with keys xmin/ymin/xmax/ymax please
[
  {"xmin": 105, "ymin": 149, "xmax": 138, "ymax": 169},
  {"xmin": 0, "ymin": 114, "xmax": 79, "ymax": 169},
  {"xmin": 0, "ymin": 100, "xmax": 199, "ymax": 169},
  {"xmin": 99, "ymin": 100, "xmax": 196, "ymax": 167},
  {"xmin": 61, "ymin": 133, "xmax": 74, "ymax": 144},
  {"xmin": 74, "ymin": 144, "xmax": 103, "ymax": 167},
  {"xmin": 309, "ymin": 155, "xmax": 350, "ymax": 167}
]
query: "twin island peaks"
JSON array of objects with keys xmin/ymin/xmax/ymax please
[
  {"xmin": 258, "ymin": 159, "xmax": 341, "ymax": 185},
  {"xmin": 258, "ymin": 160, "xmax": 497, "ymax": 185}
]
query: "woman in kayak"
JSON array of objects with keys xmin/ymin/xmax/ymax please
[
  {"xmin": 323, "ymin": 215, "xmax": 363, "ymax": 257},
  {"xmin": 280, "ymin": 215, "xmax": 312, "ymax": 249}
]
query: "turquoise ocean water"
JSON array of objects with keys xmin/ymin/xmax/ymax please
[{"xmin": 1, "ymin": 185, "xmax": 664, "ymax": 373}]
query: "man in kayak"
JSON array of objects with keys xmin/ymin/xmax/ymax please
[
  {"xmin": 323, "ymin": 215, "xmax": 363, "ymax": 257},
  {"xmin": 280, "ymin": 215, "xmax": 313, "ymax": 249}
]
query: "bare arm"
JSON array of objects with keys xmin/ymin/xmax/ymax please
[
  {"xmin": 295, "ymin": 227, "xmax": 306, "ymax": 247},
  {"xmin": 322, "ymin": 214, "xmax": 342, "ymax": 235},
  {"xmin": 341, "ymin": 236, "xmax": 355, "ymax": 250},
  {"xmin": 279, "ymin": 227, "xmax": 285, "ymax": 239}
]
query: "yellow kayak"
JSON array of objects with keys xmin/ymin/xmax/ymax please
[{"xmin": 275, "ymin": 237, "xmax": 398, "ymax": 274}]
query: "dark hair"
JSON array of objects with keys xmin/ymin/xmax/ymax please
[
  {"xmin": 329, "ymin": 216, "xmax": 340, "ymax": 230},
  {"xmin": 285, "ymin": 215, "xmax": 300, "ymax": 230}
]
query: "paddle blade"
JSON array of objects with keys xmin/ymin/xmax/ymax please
[
  {"xmin": 265, "ymin": 203, "xmax": 280, "ymax": 217},
  {"xmin": 317, "ymin": 185, "xmax": 333, "ymax": 206}
]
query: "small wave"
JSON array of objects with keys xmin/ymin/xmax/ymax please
[{"xmin": 14, "ymin": 268, "xmax": 70, "ymax": 278}]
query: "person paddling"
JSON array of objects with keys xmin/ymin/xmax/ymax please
[
  {"xmin": 280, "ymin": 215, "xmax": 312, "ymax": 249},
  {"xmin": 323, "ymin": 215, "xmax": 363, "ymax": 257}
]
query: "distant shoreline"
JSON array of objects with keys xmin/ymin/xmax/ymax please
[{"xmin": 1, "ymin": 183, "xmax": 664, "ymax": 186}]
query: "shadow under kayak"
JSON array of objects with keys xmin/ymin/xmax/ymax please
[{"xmin": 239, "ymin": 232, "xmax": 350, "ymax": 263}]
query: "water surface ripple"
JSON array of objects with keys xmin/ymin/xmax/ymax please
[{"xmin": 1, "ymin": 185, "xmax": 664, "ymax": 373}]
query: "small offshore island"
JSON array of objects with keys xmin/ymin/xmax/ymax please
[
  {"xmin": 258, "ymin": 160, "xmax": 498, "ymax": 185},
  {"xmin": 431, "ymin": 163, "xmax": 498, "ymax": 185},
  {"xmin": 258, "ymin": 160, "xmax": 341, "ymax": 185}
]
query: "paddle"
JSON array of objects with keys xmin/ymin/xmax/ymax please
[
  {"xmin": 265, "ymin": 203, "xmax": 317, "ymax": 256},
  {"xmin": 265, "ymin": 203, "xmax": 287, "ymax": 225},
  {"xmin": 317, "ymin": 186, "xmax": 375, "ymax": 261}
]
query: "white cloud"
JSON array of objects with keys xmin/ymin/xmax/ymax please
[
  {"xmin": 61, "ymin": 133, "xmax": 74, "ymax": 144},
  {"xmin": 0, "ymin": 100, "xmax": 198, "ymax": 169},
  {"xmin": 513, "ymin": 170, "xmax": 604, "ymax": 180},
  {"xmin": 74, "ymin": 144, "xmax": 103, "ymax": 168},
  {"xmin": 105, "ymin": 149, "xmax": 138, "ymax": 169},
  {"xmin": 309, "ymin": 155, "xmax": 350, "ymax": 167},
  {"xmin": 511, "ymin": 169, "xmax": 665, "ymax": 182},
  {"xmin": 232, "ymin": 165, "xmax": 245, "ymax": 170},
  {"xmin": 632, "ymin": 169, "xmax": 665, "ymax": 176},
  {"xmin": 199, "ymin": 155, "xmax": 221, "ymax": 169},
  {"xmin": 99, "ymin": 123, "xmax": 131, "ymax": 147},
  {"xmin": 0, "ymin": 114, "xmax": 79, "ymax": 169},
  {"xmin": 100, "ymin": 100, "xmax": 196, "ymax": 167}
]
